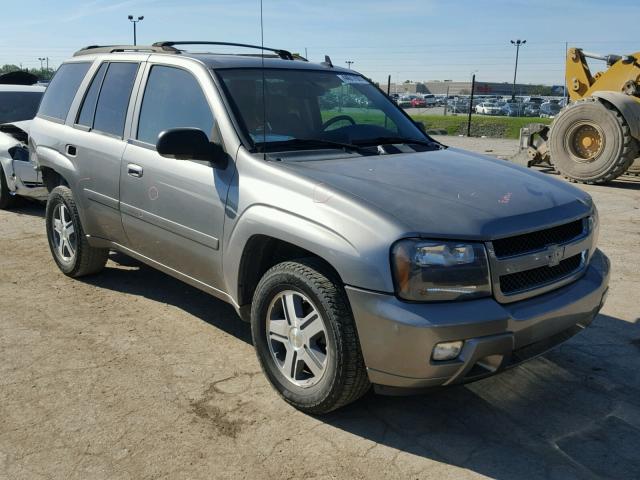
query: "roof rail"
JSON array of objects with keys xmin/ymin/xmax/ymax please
[
  {"xmin": 152, "ymin": 41, "xmax": 295, "ymax": 60},
  {"xmin": 73, "ymin": 44, "xmax": 178, "ymax": 57}
]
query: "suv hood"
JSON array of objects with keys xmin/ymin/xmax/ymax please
[{"xmin": 281, "ymin": 147, "xmax": 592, "ymax": 240}]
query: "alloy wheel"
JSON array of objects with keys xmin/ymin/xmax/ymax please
[{"xmin": 266, "ymin": 290, "xmax": 329, "ymax": 387}]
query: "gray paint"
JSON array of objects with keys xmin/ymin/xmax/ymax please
[{"xmin": 29, "ymin": 49, "xmax": 610, "ymax": 389}]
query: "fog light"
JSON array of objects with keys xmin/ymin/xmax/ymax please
[{"xmin": 432, "ymin": 341, "xmax": 464, "ymax": 361}]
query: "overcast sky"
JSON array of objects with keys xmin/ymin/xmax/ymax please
[{"xmin": 1, "ymin": 0, "xmax": 638, "ymax": 85}]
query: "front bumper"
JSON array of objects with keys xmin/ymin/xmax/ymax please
[{"xmin": 346, "ymin": 249, "xmax": 610, "ymax": 393}]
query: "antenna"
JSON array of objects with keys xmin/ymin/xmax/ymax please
[{"xmin": 260, "ymin": 0, "xmax": 266, "ymax": 159}]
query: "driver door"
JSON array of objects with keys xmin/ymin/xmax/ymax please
[{"xmin": 119, "ymin": 64, "xmax": 235, "ymax": 290}]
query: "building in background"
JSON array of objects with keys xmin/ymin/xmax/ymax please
[{"xmin": 387, "ymin": 80, "xmax": 562, "ymax": 96}]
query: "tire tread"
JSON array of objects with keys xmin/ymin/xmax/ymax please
[
  {"xmin": 551, "ymin": 98, "xmax": 638, "ymax": 184},
  {"xmin": 252, "ymin": 259, "xmax": 370, "ymax": 414}
]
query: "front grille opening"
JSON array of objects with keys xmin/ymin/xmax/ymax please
[
  {"xmin": 499, "ymin": 253, "xmax": 583, "ymax": 295},
  {"xmin": 492, "ymin": 219, "xmax": 585, "ymax": 258}
]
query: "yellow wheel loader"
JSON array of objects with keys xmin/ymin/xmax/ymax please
[{"xmin": 515, "ymin": 48, "xmax": 640, "ymax": 183}]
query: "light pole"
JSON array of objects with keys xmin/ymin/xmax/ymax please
[
  {"xmin": 38, "ymin": 57, "xmax": 45, "ymax": 70},
  {"xmin": 345, "ymin": 60, "xmax": 354, "ymax": 69},
  {"xmin": 127, "ymin": 15, "xmax": 144, "ymax": 45},
  {"xmin": 510, "ymin": 39, "xmax": 526, "ymax": 100}
]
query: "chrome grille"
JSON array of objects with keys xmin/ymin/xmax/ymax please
[{"xmin": 492, "ymin": 219, "xmax": 585, "ymax": 258}]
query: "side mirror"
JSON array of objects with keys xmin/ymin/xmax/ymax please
[
  {"xmin": 414, "ymin": 121, "xmax": 426, "ymax": 133},
  {"xmin": 156, "ymin": 128, "xmax": 227, "ymax": 168}
]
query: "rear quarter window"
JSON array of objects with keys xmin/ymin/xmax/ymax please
[
  {"xmin": 38, "ymin": 62, "xmax": 91, "ymax": 121},
  {"xmin": 92, "ymin": 62, "xmax": 139, "ymax": 137}
]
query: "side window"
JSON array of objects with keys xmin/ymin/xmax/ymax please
[
  {"xmin": 137, "ymin": 66, "xmax": 214, "ymax": 145},
  {"xmin": 76, "ymin": 62, "xmax": 108, "ymax": 127},
  {"xmin": 93, "ymin": 62, "xmax": 139, "ymax": 137},
  {"xmin": 38, "ymin": 62, "xmax": 91, "ymax": 121}
]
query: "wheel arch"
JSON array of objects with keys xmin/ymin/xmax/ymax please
[
  {"xmin": 234, "ymin": 234, "xmax": 343, "ymax": 321},
  {"xmin": 223, "ymin": 205, "xmax": 393, "ymax": 318}
]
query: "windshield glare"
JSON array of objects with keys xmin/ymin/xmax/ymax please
[
  {"xmin": 216, "ymin": 69, "xmax": 428, "ymax": 151},
  {"xmin": 0, "ymin": 91, "xmax": 43, "ymax": 123}
]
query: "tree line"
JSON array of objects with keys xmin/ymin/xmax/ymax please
[{"xmin": 1, "ymin": 64, "xmax": 54, "ymax": 81}]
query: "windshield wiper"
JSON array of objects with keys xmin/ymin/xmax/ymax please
[
  {"xmin": 353, "ymin": 136, "xmax": 441, "ymax": 149},
  {"xmin": 259, "ymin": 138, "xmax": 374, "ymax": 155}
]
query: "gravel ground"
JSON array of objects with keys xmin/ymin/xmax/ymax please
[{"xmin": 1, "ymin": 138, "xmax": 640, "ymax": 479}]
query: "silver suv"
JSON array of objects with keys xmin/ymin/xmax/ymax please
[{"xmin": 30, "ymin": 42, "xmax": 610, "ymax": 413}]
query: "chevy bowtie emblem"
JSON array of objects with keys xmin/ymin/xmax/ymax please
[{"xmin": 547, "ymin": 244, "xmax": 565, "ymax": 267}]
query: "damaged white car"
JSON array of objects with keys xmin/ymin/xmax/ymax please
[{"xmin": 0, "ymin": 84, "xmax": 47, "ymax": 208}]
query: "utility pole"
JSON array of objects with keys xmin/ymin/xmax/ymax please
[
  {"xmin": 387, "ymin": 74, "xmax": 391, "ymax": 95},
  {"xmin": 127, "ymin": 15, "xmax": 144, "ymax": 45},
  {"xmin": 443, "ymin": 84, "xmax": 450, "ymax": 116},
  {"xmin": 467, "ymin": 74, "xmax": 476, "ymax": 136},
  {"xmin": 345, "ymin": 60, "xmax": 354, "ymax": 69},
  {"xmin": 510, "ymin": 39, "xmax": 526, "ymax": 101},
  {"xmin": 563, "ymin": 41, "xmax": 568, "ymax": 101}
]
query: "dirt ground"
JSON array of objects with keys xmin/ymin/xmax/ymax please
[{"xmin": 1, "ymin": 137, "xmax": 640, "ymax": 479}]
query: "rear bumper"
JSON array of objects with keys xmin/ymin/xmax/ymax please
[{"xmin": 346, "ymin": 249, "xmax": 610, "ymax": 392}]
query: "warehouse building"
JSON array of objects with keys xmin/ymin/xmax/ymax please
[{"xmin": 387, "ymin": 81, "xmax": 563, "ymax": 96}]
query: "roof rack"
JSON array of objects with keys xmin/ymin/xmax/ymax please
[
  {"xmin": 73, "ymin": 44, "xmax": 178, "ymax": 56},
  {"xmin": 152, "ymin": 41, "xmax": 295, "ymax": 60}
]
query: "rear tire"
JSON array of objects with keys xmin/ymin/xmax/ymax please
[
  {"xmin": 549, "ymin": 98, "xmax": 637, "ymax": 184},
  {"xmin": 251, "ymin": 259, "xmax": 370, "ymax": 414},
  {"xmin": 0, "ymin": 166, "xmax": 17, "ymax": 210},
  {"xmin": 46, "ymin": 186, "xmax": 108, "ymax": 277}
]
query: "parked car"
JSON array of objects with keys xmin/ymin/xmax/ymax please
[
  {"xmin": 410, "ymin": 97, "xmax": 426, "ymax": 108},
  {"xmin": 475, "ymin": 102, "xmax": 501, "ymax": 115},
  {"xmin": 29, "ymin": 42, "xmax": 609, "ymax": 414},
  {"xmin": 540, "ymin": 101, "xmax": 562, "ymax": 118},
  {"xmin": 0, "ymin": 84, "xmax": 47, "ymax": 209},
  {"xmin": 421, "ymin": 94, "xmax": 437, "ymax": 107},
  {"xmin": 397, "ymin": 95, "xmax": 412, "ymax": 108},
  {"xmin": 523, "ymin": 103, "xmax": 541, "ymax": 117},
  {"xmin": 501, "ymin": 101, "xmax": 524, "ymax": 117}
]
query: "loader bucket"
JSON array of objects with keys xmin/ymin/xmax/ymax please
[{"xmin": 511, "ymin": 123, "xmax": 552, "ymax": 168}]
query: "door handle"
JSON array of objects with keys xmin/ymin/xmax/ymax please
[
  {"xmin": 66, "ymin": 144, "xmax": 77, "ymax": 156},
  {"xmin": 127, "ymin": 164, "xmax": 143, "ymax": 178}
]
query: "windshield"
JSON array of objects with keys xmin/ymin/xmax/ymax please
[
  {"xmin": 0, "ymin": 91, "xmax": 43, "ymax": 123},
  {"xmin": 216, "ymin": 68, "xmax": 430, "ymax": 152}
]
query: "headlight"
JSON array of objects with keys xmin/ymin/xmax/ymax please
[{"xmin": 391, "ymin": 239, "xmax": 491, "ymax": 301}]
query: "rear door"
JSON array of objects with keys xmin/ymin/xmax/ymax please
[
  {"xmin": 66, "ymin": 59, "xmax": 143, "ymax": 243},
  {"xmin": 119, "ymin": 62, "xmax": 235, "ymax": 290}
]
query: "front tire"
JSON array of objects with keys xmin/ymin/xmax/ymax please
[
  {"xmin": 251, "ymin": 259, "xmax": 370, "ymax": 414},
  {"xmin": 46, "ymin": 186, "xmax": 108, "ymax": 277}
]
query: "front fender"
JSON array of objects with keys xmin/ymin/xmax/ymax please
[
  {"xmin": 222, "ymin": 204, "xmax": 394, "ymax": 305},
  {"xmin": 592, "ymin": 91, "xmax": 640, "ymax": 140}
]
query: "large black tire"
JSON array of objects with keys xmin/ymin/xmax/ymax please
[
  {"xmin": 0, "ymin": 165, "xmax": 18, "ymax": 210},
  {"xmin": 45, "ymin": 186, "xmax": 109, "ymax": 277},
  {"xmin": 549, "ymin": 98, "xmax": 637, "ymax": 184},
  {"xmin": 251, "ymin": 259, "xmax": 370, "ymax": 414}
]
